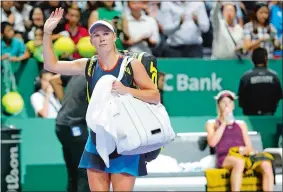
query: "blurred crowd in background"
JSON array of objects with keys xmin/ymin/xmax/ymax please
[
  {"xmin": 1, "ymin": 1, "xmax": 282, "ymax": 61},
  {"xmin": 0, "ymin": 0, "xmax": 282, "ymax": 118}
]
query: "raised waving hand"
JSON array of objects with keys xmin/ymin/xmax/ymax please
[{"xmin": 43, "ymin": 7, "xmax": 64, "ymax": 34}]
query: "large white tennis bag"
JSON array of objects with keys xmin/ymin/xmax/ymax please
[
  {"xmin": 112, "ymin": 56, "xmax": 175, "ymax": 155},
  {"xmin": 114, "ymin": 93, "xmax": 176, "ymax": 155}
]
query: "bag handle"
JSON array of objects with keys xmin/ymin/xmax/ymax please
[
  {"xmin": 224, "ymin": 23, "xmax": 237, "ymax": 46},
  {"xmin": 38, "ymin": 90, "xmax": 61, "ymax": 112},
  {"xmin": 117, "ymin": 56, "xmax": 134, "ymax": 81}
]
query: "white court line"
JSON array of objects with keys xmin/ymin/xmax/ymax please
[
  {"xmin": 135, "ymin": 176, "xmax": 207, "ymax": 186},
  {"xmin": 135, "ymin": 174, "xmax": 282, "ymax": 186},
  {"xmin": 177, "ymin": 131, "xmax": 258, "ymax": 137}
]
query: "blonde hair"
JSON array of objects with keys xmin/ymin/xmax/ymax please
[{"xmin": 102, "ymin": 19, "xmax": 119, "ymax": 53}]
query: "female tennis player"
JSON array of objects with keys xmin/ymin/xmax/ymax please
[
  {"xmin": 43, "ymin": 7, "xmax": 160, "ymax": 191},
  {"xmin": 206, "ymin": 90, "xmax": 274, "ymax": 192}
]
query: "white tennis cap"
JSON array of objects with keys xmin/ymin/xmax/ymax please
[
  {"xmin": 214, "ymin": 90, "xmax": 238, "ymax": 101},
  {"xmin": 88, "ymin": 20, "xmax": 115, "ymax": 35}
]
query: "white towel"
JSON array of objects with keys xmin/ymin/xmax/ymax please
[
  {"xmin": 86, "ymin": 75, "xmax": 119, "ymax": 168},
  {"xmin": 85, "ymin": 57, "xmax": 134, "ymax": 167},
  {"xmin": 146, "ymin": 154, "xmax": 182, "ymax": 173}
]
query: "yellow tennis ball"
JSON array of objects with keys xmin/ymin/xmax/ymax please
[
  {"xmin": 53, "ymin": 37, "xmax": 76, "ymax": 55},
  {"xmin": 77, "ymin": 36, "xmax": 96, "ymax": 58},
  {"xmin": 2, "ymin": 92, "xmax": 24, "ymax": 115},
  {"xmin": 26, "ymin": 40, "xmax": 35, "ymax": 53}
]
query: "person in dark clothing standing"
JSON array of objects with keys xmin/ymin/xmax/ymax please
[
  {"xmin": 238, "ymin": 47, "xmax": 283, "ymax": 115},
  {"xmin": 49, "ymin": 75, "xmax": 89, "ymax": 192}
]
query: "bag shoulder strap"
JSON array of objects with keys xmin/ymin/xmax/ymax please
[
  {"xmin": 85, "ymin": 56, "xmax": 97, "ymax": 82},
  {"xmin": 224, "ymin": 23, "xmax": 237, "ymax": 46},
  {"xmin": 38, "ymin": 91, "xmax": 61, "ymax": 112},
  {"xmin": 118, "ymin": 56, "xmax": 134, "ymax": 81},
  {"xmin": 85, "ymin": 56, "xmax": 97, "ymax": 102},
  {"xmin": 224, "ymin": 23, "xmax": 243, "ymax": 62}
]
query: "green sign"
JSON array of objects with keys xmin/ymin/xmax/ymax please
[
  {"xmin": 158, "ymin": 59, "xmax": 282, "ymax": 116},
  {"xmin": 1, "ymin": 58, "xmax": 282, "ymax": 118}
]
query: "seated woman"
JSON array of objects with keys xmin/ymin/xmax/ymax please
[{"xmin": 205, "ymin": 90, "xmax": 274, "ymax": 192}]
